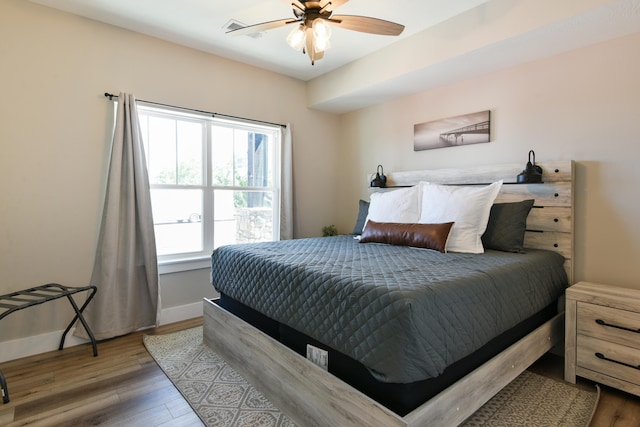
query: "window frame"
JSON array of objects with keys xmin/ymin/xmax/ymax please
[{"xmin": 137, "ymin": 103, "xmax": 282, "ymax": 274}]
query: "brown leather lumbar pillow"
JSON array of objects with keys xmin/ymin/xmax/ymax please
[{"xmin": 360, "ymin": 220, "xmax": 454, "ymax": 253}]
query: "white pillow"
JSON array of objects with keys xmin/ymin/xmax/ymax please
[
  {"xmin": 365, "ymin": 186, "xmax": 421, "ymax": 228},
  {"xmin": 418, "ymin": 180, "xmax": 503, "ymax": 253}
]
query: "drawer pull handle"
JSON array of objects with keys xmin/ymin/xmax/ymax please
[
  {"xmin": 595, "ymin": 352, "xmax": 640, "ymax": 370},
  {"xmin": 595, "ymin": 318, "xmax": 640, "ymax": 334}
]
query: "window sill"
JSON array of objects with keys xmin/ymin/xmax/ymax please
[{"xmin": 158, "ymin": 257, "xmax": 210, "ymax": 275}]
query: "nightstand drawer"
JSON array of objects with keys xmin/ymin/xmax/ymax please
[
  {"xmin": 577, "ymin": 334, "xmax": 640, "ymax": 386},
  {"xmin": 577, "ymin": 302, "xmax": 640, "ymax": 350}
]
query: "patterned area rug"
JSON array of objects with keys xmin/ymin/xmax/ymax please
[
  {"xmin": 462, "ymin": 370, "xmax": 599, "ymax": 426},
  {"xmin": 144, "ymin": 326, "xmax": 294, "ymax": 427},
  {"xmin": 144, "ymin": 327, "xmax": 598, "ymax": 427}
]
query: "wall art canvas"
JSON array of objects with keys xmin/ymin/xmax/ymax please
[{"xmin": 414, "ymin": 110, "xmax": 491, "ymax": 151}]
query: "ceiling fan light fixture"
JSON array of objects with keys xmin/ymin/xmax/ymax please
[
  {"xmin": 286, "ymin": 24, "xmax": 306, "ymax": 51},
  {"xmin": 312, "ymin": 19, "xmax": 332, "ymax": 51},
  {"xmin": 314, "ymin": 36, "xmax": 331, "ymax": 52}
]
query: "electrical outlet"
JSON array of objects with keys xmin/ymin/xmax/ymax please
[{"xmin": 306, "ymin": 344, "xmax": 328, "ymax": 371}]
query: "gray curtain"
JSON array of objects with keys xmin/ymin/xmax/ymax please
[{"xmin": 76, "ymin": 92, "xmax": 160, "ymax": 340}]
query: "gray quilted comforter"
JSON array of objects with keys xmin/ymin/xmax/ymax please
[{"xmin": 211, "ymin": 235, "xmax": 567, "ymax": 383}]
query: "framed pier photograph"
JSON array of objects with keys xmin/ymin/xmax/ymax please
[{"xmin": 414, "ymin": 110, "xmax": 491, "ymax": 151}]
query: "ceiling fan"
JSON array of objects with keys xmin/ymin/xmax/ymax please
[{"xmin": 227, "ymin": 0, "xmax": 405, "ymax": 65}]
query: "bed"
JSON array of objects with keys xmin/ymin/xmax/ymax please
[{"xmin": 204, "ymin": 160, "xmax": 574, "ymax": 426}]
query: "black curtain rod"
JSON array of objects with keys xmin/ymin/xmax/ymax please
[{"xmin": 103, "ymin": 92, "xmax": 286, "ymax": 128}]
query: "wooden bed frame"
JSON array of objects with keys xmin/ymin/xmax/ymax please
[{"xmin": 203, "ymin": 160, "xmax": 574, "ymax": 426}]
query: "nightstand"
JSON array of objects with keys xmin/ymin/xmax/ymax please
[{"xmin": 565, "ymin": 281, "xmax": 640, "ymax": 396}]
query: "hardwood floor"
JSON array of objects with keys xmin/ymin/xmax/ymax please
[
  {"xmin": 0, "ymin": 318, "xmax": 204, "ymax": 427},
  {"xmin": 1, "ymin": 317, "xmax": 639, "ymax": 426}
]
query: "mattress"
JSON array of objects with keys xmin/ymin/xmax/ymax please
[{"xmin": 210, "ymin": 235, "xmax": 568, "ymax": 384}]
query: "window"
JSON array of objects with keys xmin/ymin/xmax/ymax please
[{"xmin": 137, "ymin": 104, "xmax": 282, "ymax": 272}]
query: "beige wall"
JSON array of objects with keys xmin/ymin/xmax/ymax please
[
  {"xmin": 0, "ymin": 0, "xmax": 340, "ymax": 344},
  {"xmin": 336, "ymin": 32, "xmax": 640, "ymax": 290}
]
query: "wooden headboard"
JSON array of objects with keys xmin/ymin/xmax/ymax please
[{"xmin": 378, "ymin": 160, "xmax": 575, "ymax": 283}]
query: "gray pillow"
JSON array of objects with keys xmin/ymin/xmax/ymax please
[
  {"xmin": 482, "ymin": 199, "xmax": 534, "ymax": 253},
  {"xmin": 351, "ymin": 199, "xmax": 370, "ymax": 235}
]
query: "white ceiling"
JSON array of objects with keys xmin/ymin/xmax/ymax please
[
  {"xmin": 29, "ymin": 0, "xmax": 488, "ymax": 81},
  {"xmin": 29, "ymin": 0, "xmax": 640, "ymax": 113}
]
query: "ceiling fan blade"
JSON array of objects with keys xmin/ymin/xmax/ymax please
[
  {"xmin": 304, "ymin": 26, "xmax": 325, "ymax": 65},
  {"xmin": 226, "ymin": 18, "xmax": 296, "ymax": 36},
  {"xmin": 331, "ymin": 15, "xmax": 404, "ymax": 36},
  {"xmin": 319, "ymin": 0, "xmax": 349, "ymax": 12}
]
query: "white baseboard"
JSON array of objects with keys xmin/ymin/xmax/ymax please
[
  {"xmin": 0, "ymin": 329, "xmax": 90, "ymax": 364},
  {"xmin": 0, "ymin": 301, "xmax": 203, "ymax": 364},
  {"xmin": 158, "ymin": 301, "xmax": 203, "ymax": 326}
]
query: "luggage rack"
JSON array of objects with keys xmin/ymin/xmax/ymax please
[{"xmin": 0, "ymin": 283, "xmax": 98, "ymax": 404}]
